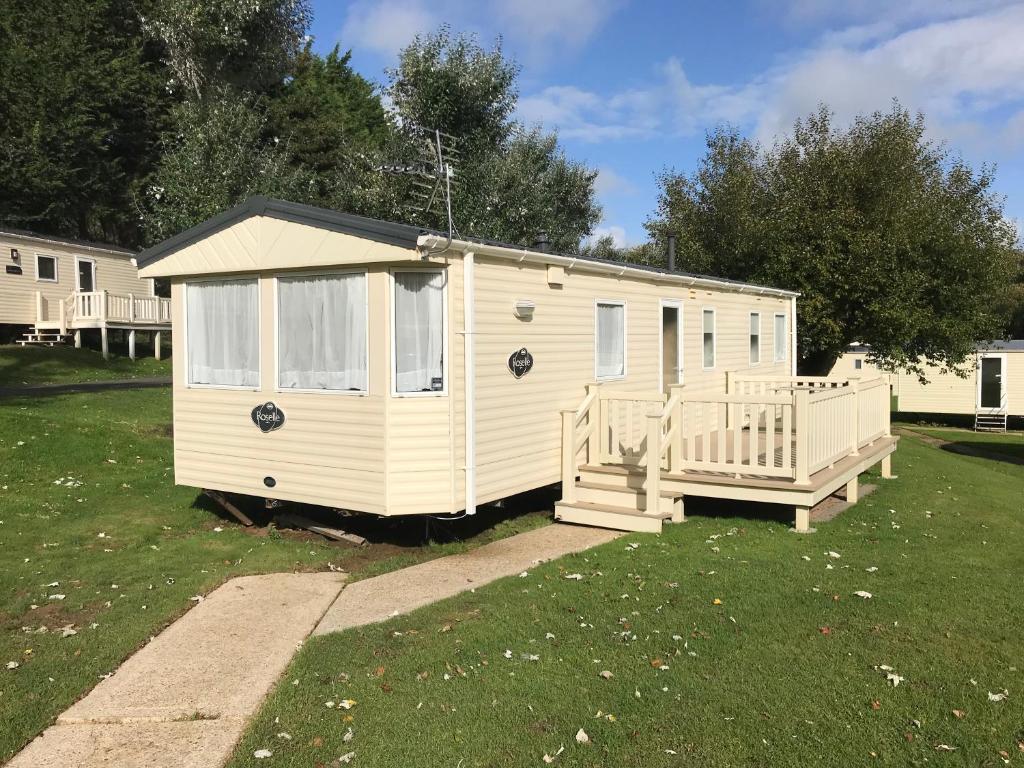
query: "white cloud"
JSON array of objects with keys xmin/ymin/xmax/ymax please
[
  {"xmin": 587, "ymin": 224, "xmax": 628, "ymax": 248},
  {"xmin": 340, "ymin": 0, "xmax": 439, "ymax": 59},
  {"xmin": 491, "ymin": 0, "xmax": 621, "ymax": 64},
  {"xmin": 594, "ymin": 168, "xmax": 638, "ymax": 197},
  {"xmin": 517, "ymin": 3, "xmax": 1024, "ymax": 155}
]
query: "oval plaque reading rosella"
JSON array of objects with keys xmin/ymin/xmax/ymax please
[
  {"xmin": 507, "ymin": 348, "xmax": 534, "ymax": 379},
  {"xmin": 251, "ymin": 402, "xmax": 285, "ymax": 433}
]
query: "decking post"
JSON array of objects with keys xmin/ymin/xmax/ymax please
[
  {"xmin": 154, "ymin": 331, "xmax": 162, "ymax": 360},
  {"xmin": 849, "ymin": 378, "xmax": 860, "ymax": 457},
  {"xmin": 724, "ymin": 371, "xmax": 733, "ymax": 428},
  {"xmin": 586, "ymin": 383, "xmax": 600, "ymax": 465},
  {"xmin": 100, "ymin": 290, "xmax": 108, "ymax": 322},
  {"xmin": 846, "ymin": 476, "xmax": 859, "ymax": 504},
  {"xmin": 645, "ymin": 414, "xmax": 661, "ymax": 516},
  {"xmin": 881, "ymin": 454, "xmax": 895, "ymax": 479},
  {"xmin": 74, "ymin": 330, "xmax": 82, "ymax": 349},
  {"xmin": 128, "ymin": 293, "xmax": 136, "ymax": 323},
  {"xmin": 128, "ymin": 329, "xmax": 136, "ymax": 360},
  {"xmin": 561, "ymin": 410, "xmax": 577, "ymax": 504},
  {"xmin": 670, "ymin": 384, "xmax": 685, "ymax": 473},
  {"xmin": 794, "ymin": 389, "xmax": 810, "ymax": 484},
  {"xmin": 794, "ymin": 506, "xmax": 812, "ymax": 533},
  {"xmin": 671, "ymin": 495, "xmax": 685, "ymax": 523},
  {"xmin": 100, "ymin": 326, "xmax": 109, "ymax": 359}
]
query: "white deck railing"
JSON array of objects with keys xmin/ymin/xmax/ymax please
[
  {"xmin": 71, "ymin": 291, "xmax": 171, "ymax": 325},
  {"xmin": 560, "ymin": 375, "xmax": 892, "ymax": 505}
]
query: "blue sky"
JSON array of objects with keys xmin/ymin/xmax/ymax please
[{"xmin": 308, "ymin": 0, "xmax": 1024, "ymax": 247}]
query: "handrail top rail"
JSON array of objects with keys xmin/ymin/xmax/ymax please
[
  {"xmin": 733, "ymin": 374, "xmax": 844, "ymax": 384},
  {"xmin": 683, "ymin": 392, "xmax": 794, "ymax": 405},
  {"xmin": 599, "ymin": 390, "xmax": 667, "ymax": 403},
  {"xmin": 806, "ymin": 386, "xmax": 857, "ymax": 404}
]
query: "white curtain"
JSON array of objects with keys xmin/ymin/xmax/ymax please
[
  {"xmin": 749, "ymin": 313, "xmax": 760, "ymax": 364},
  {"xmin": 774, "ymin": 314, "xmax": 787, "ymax": 362},
  {"xmin": 394, "ymin": 271, "xmax": 445, "ymax": 393},
  {"xmin": 278, "ymin": 273, "xmax": 367, "ymax": 391},
  {"xmin": 186, "ymin": 279, "xmax": 259, "ymax": 387},
  {"xmin": 596, "ymin": 303, "xmax": 625, "ymax": 378},
  {"xmin": 703, "ymin": 310, "xmax": 715, "ymax": 369}
]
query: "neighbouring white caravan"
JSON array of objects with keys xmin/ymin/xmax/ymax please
[
  {"xmin": 0, "ymin": 228, "xmax": 170, "ymax": 356},
  {"xmin": 833, "ymin": 341, "xmax": 1023, "ymax": 431},
  {"xmin": 138, "ymin": 197, "xmax": 897, "ymax": 532}
]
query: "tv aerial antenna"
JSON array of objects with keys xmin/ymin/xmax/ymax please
[{"xmin": 377, "ymin": 124, "xmax": 460, "ymax": 255}]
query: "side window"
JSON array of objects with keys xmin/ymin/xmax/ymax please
[
  {"xmin": 854, "ymin": 358, "xmax": 863, "ymax": 370},
  {"xmin": 186, "ymin": 279, "xmax": 260, "ymax": 388},
  {"xmin": 595, "ymin": 301, "xmax": 626, "ymax": 379},
  {"xmin": 36, "ymin": 254, "xmax": 57, "ymax": 282},
  {"xmin": 278, "ymin": 272, "xmax": 367, "ymax": 392},
  {"xmin": 774, "ymin": 313, "xmax": 787, "ymax": 363},
  {"xmin": 393, "ymin": 270, "xmax": 446, "ymax": 394},
  {"xmin": 702, "ymin": 308, "xmax": 716, "ymax": 369},
  {"xmin": 749, "ymin": 312, "xmax": 761, "ymax": 365}
]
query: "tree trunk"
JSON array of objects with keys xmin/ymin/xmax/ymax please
[{"xmin": 798, "ymin": 348, "xmax": 841, "ymax": 377}]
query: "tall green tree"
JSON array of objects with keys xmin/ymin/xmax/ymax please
[
  {"xmin": 0, "ymin": 0, "xmax": 173, "ymax": 247},
  {"xmin": 648, "ymin": 104, "xmax": 1018, "ymax": 378},
  {"xmin": 384, "ymin": 27, "xmax": 601, "ymax": 252}
]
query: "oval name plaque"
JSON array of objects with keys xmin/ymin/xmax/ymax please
[
  {"xmin": 251, "ymin": 402, "xmax": 286, "ymax": 433},
  {"xmin": 507, "ymin": 348, "xmax": 534, "ymax": 379}
]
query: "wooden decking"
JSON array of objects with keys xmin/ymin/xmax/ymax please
[{"xmin": 556, "ymin": 376, "xmax": 898, "ymax": 533}]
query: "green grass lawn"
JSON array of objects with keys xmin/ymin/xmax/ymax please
[
  {"xmin": 0, "ymin": 344, "xmax": 171, "ymax": 387},
  {"xmin": 899, "ymin": 425, "xmax": 1024, "ymax": 462},
  {"xmin": 227, "ymin": 434, "xmax": 1024, "ymax": 768},
  {"xmin": 0, "ymin": 389, "xmax": 548, "ymax": 762}
]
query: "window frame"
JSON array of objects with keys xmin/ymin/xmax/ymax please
[
  {"xmin": 702, "ymin": 307, "xmax": 717, "ymax": 371},
  {"xmin": 659, "ymin": 298, "xmax": 684, "ymax": 387},
  {"xmin": 183, "ymin": 274, "xmax": 262, "ymax": 391},
  {"xmin": 74, "ymin": 255, "xmax": 97, "ymax": 292},
  {"xmin": 273, "ymin": 268, "xmax": 370, "ymax": 396},
  {"xmin": 773, "ymin": 312, "xmax": 788, "ymax": 363},
  {"xmin": 34, "ymin": 253, "xmax": 58, "ymax": 283},
  {"xmin": 594, "ymin": 298, "xmax": 628, "ymax": 382},
  {"xmin": 749, "ymin": 311, "xmax": 761, "ymax": 366},
  {"xmin": 390, "ymin": 267, "xmax": 449, "ymax": 398}
]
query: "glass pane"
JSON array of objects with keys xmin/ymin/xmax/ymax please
[
  {"xmin": 186, "ymin": 279, "xmax": 259, "ymax": 387},
  {"xmin": 394, "ymin": 271, "xmax": 445, "ymax": 393},
  {"xmin": 774, "ymin": 315, "xmax": 786, "ymax": 361},
  {"xmin": 979, "ymin": 357, "xmax": 1002, "ymax": 409},
  {"xmin": 278, "ymin": 273, "xmax": 367, "ymax": 391},
  {"xmin": 37, "ymin": 256, "xmax": 56, "ymax": 281},
  {"xmin": 596, "ymin": 303, "xmax": 625, "ymax": 378}
]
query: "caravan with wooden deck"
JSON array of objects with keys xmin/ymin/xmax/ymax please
[
  {"xmin": 137, "ymin": 197, "xmax": 897, "ymax": 533},
  {"xmin": 0, "ymin": 228, "xmax": 170, "ymax": 357}
]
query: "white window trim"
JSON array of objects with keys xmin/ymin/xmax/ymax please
[
  {"xmin": 74, "ymin": 255, "xmax": 98, "ymax": 292},
  {"xmin": 773, "ymin": 312, "xmax": 787, "ymax": 363},
  {"xmin": 594, "ymin": 298, "xmax": 628, "ymax": 381},
  {"xmin": 272, "ymin": 269, "xmax": 370, "ymax": 396},
  {"xmin": 390, "ymin": 267, "xmax": 449, "ymax": 398},
  {"xmin": 976, "ymin": 352, "xmax": 1008, "ymax": 412},
  {"xmin": 749, "ymin": 311, "xmax": 761, "ymax": 367},
  {"xmin": 659, "ymin": 298, "xmax": 684, "ymax": 387},
  {"xmin": 34, "ymin": 252, "xmax": 58, "ymax": 283},
  {"xmin": 702, "ymin": 307, "xmax": 716, "ymax": 371},
  {"xmin": 183, "ymin": 274, "xmax": 262, "ymax": 392}
]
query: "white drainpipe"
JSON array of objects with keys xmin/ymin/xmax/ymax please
[
  {"xmin": 463, "ymin": 251, "xmax": 476, "ymax": 515},
  {"xmin": 790, "ymin": 295, "xmax": 798, "ymax": 377}
]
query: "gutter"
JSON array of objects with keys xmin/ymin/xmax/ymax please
[
  {"xmin": 0, "ymin": 230, "xmax": 135, "ymax": 258},
  {"xmin": 417, "ymin": 234, "xmax": 799, "ymax": 300}
]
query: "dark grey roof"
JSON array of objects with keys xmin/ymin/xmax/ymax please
[
  {"xmin": 136, "ymin": 196, "xmax": 797, "ymax": 295},
  {"xmin": 0, "ymin": 226, "xmax": 135, "ymax": 255},
  {"xmin": 983, "ymin": 340, "xmax": 1024, "ymax": 351}
]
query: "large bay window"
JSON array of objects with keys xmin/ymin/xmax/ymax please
[
  {"xmin": 393, "ymin": 270, "xmax": 446, "ymax": 394},
  {"xmin": 774, "ymin": 313, "xmax": 788, "ymax": 363},
  {"xmin": 702, "ymin": 308, "xmax": 716, "ymax": 369},
  {"xmin": 278, "ymin": 272, "xmax": 367, "ymax": 392},
  {"xmin": 186, "ymin": 278, "xmax": 259, "ymax": 387},
  {"xmin": 595, "ymin": 300, "xmax": 626, "ymax": 379}
]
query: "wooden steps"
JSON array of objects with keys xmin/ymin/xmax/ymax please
[
  {"xmin": 16, "ymin": 329, "xmax": 71, "ymax": 347},
  {"xmin": 556, "ymin": 463, "xmax": 682, "ymax": 533},
  {"xmin": 555, "ymin": 500, "xmax": 668, "ymax": 533},
  {"xmin": 975, "ymin": 412, "xmax": 1007, "ymax": 432}
]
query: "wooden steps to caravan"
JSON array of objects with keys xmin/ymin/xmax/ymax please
[
  {"xmin": 16, "ymin": 329, "xmax": 71, "ymax": 347},
  {"xmin": 555, "ymin": 499, "xmax": 670, "ymax": 534},
  {"xmin": 975, "ymin": 412, "xmax": 1008, "ymax": 432},
  {"xmin": 556, "ymin": 464, "xmax": 682, "ymax": 533}
]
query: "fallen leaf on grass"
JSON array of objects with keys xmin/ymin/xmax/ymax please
[
  {"xmin": 988, "ymin": 689, "xmax": 1009, "ymax": 702},
  {"xmin": 339, "ymin": 699, "xmax": 357, "ymax": 710},
  {"xmin": 575, "ymin": 728, "xmax": 589, "ymax": 744},
  {"xmin": 952, "ymin": 709, "xmax": 965, "ymax": 719},
  {"xmin": 599, "ymin": 670, "xmax": 613, "ymax": 679},
  {"xmin": 253, "ymin": 749, "xmax": 272, "ymax": 759},
  {"xmin": 6, "ymin": 661, "xmax": 19, "ymax": 670},
  {"xmin": 542, "ymin": 745, "xmax": 565, "ymax": 763},
  {"xmin": 338, "ymin": 751, "xmax": 356, "ymax": 764},
  {"xmin": 564, "ymin": 574, "xmax": 583, "ymax": 581},
  {"xmin": 870, "ymin": 700, "xmax": 880, "ymax": 710},
  {"xmin": 819, "ymin": 626, "xmax": 831, "ymax": 636},
  {"xmin": 854, "ymin": 591, "xmax": 873, "ymax": 599},
  {"xmin": 935, "ymin": 744, "xmax": 957, "ymax": 752},
  {"xmin": 712, "ymin": 598, "xmax": 722, "ymax": 605}
]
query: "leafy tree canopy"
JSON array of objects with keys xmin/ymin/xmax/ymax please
[{"xmin": 647, "ymin": 104, "xmax": 1019, "ymax": 377}]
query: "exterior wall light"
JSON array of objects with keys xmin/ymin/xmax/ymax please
[{"xmin": 513, "ymin": 299, "xmax": 536, "ymax": 319}]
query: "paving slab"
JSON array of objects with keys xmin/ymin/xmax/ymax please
[
  {"xmin": 61, "ymin": 571, "xmax": 345, "ymax": 723},
  {"xmin": 315, "ymin": 522, "xmax": 622, "ymax": 635},
  {"xmin": 7, "ymin": 720, "xmax": 241, "ymax": 768}
]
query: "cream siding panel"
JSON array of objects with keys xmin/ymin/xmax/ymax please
[
  {"xmin": 141, "ymin": 216, "xmax": 420, "ymax": 278},
  {"xmin": 0, "ymin": 234, "xmax": 149, "ymax": 325},
  {"xmin": 469, "ymin": 257, "xmax": 794, "ymax": 504},
  {"xmin": 1007, "ymin": 354, "xmax": 1024, "ymax": 415},
  {"xmin": 894, "ymin": 352, "xmax": 1023, "ymax": 416}
]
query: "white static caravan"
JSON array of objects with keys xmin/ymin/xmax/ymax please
[
  {"xmin": 0, "ymin": 228, "xmax": 170, "ymax": 356},
  {"xmin": 138, "ymin": 197, "xmax": 897, "ymax": 533}
]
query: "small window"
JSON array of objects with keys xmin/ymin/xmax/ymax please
[
  {"xmin": 186, "ymin": 278, "xmax": 260, "ymax": 388},
  {"xmin": 278, "ymin": 272, "xmax": 367, "ymax": 392},
  {"xmin": 702, "ymin": 308, "xmax": 716, "ymax": 369},
  {"xmin": 36, "ymin": 254, "xmax": 57, "ymax": 282},
  {"xmin": 393, "ymin": 270, "xmax": 446, "ymax": 394},
  {"xmin": 774, "ymin": 313, "xmax": 787, "ymax": 363},
  {"xmin": 749, "ymin": 312, "xmax": 761, "ymax": 365},
  {"xmin": 595, "ymin": 301, "xmax": 626, "ymax": 379},
  {"xmin": 854, "ymin": 358, "xmax": 863, "ymax": 370}
]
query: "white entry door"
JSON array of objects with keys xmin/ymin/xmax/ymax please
[
  {"xmin": 77, "ymin": 258, "xmax": 96, "ymax": 292},
  {"xmin": 976, "ymin": 354, "xmax": 1007, "ymax": 412}
]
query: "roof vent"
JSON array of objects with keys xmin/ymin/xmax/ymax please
[
  {"xmin": 533, "ymin": 232, "xmax": 550, "ymax": 253},
  {"xmin": 667, "ymin": 233, "xmax": 676, "ymax": 272}
]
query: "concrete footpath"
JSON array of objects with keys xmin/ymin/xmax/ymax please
[
  {"xmin": 314, "ymin": 523, "xmax": 622, "ymax": 635},
  {"xmin": 8, "ymin": 523, "xmax": 619, "ymax": 767}
]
